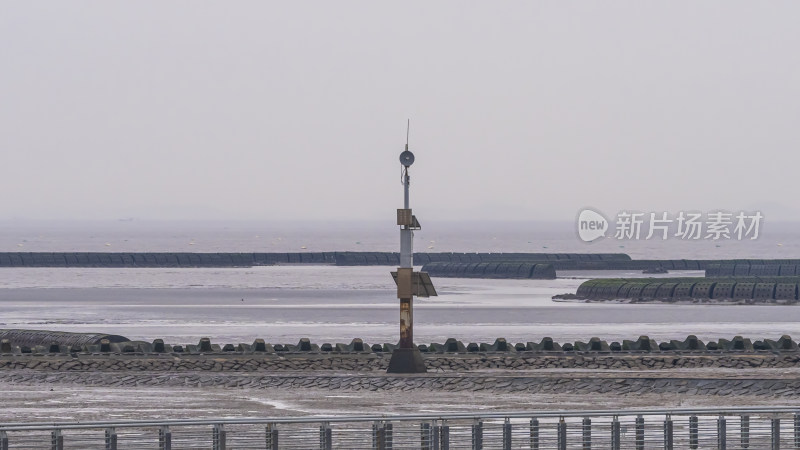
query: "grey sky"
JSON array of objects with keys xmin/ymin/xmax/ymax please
[{"xmin": 2, "ymin": 2, "xmax": 799, "ymax": 222}]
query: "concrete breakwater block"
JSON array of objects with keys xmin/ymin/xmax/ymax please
[
  {"xmin": 622, "ymin": 336, "xmax": 658, "ymax": 351},
  {"xmin": 571, "ymin": 277, "xmax": 800, "ymax": 302}
]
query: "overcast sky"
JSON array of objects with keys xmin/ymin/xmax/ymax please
[{"xmin": 2, "ymin": 2, "xmax": 799, "ymax": 222}]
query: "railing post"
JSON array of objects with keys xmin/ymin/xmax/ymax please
[
  {"xmin": 582, "ymin": 417, "xmax": 591, "ymax": 450},
  {"xmin": 471, "ymin": 419, "xmax": 483, "ymax": 450},
  {"xmin": 794, "ymin": 413, "xmax": 800, "ymax": 448},
  {"xmin": 557, "ymin": 418, "xmax": 567, "ymax": 450},
  {"xmin": 717, "ymin": 416, "xmax": 726, "ymax": 450},
  {"xmin": 373, "ymin": 421, "xmax": 382, "ymax": 450},
  {"xmin": 664, "ymin": 416, "xmax": 673, "ymax": 450},
  {"xmin": 503, "ymin": 418, "xmax": 512, "ymax": 450},
  {"xmin": 741, "ymin": 415, "xmax": 750, "ymax": 449},
  {"xmin": 689, "ymin": 415, "xmax": 699, "ymax": 449},
  {"xmin": 158, "ymin": 425, "xmax": 171, "ymax": 450},
  {"xmin": 372, "ymin": 421, "xmax": 393, "ymax": 450},
  {"xmin": 432, "ymin": 422, "xmax": 440, "ymax": 450},
  {"xmin": 265, "ymin": 424, "xmax": 279, "ymax": 450},
  {"xmin": 611, "ymin": 417, "xmax": 621, "ymax": 450},
  {"xmin": 530, "ymin": 418, "xmax": 539, "ymax": 450},
  {"xmin": 319, "ymin": 422, "xmax": 332, "ymax": 450},
  {"xmin": 772, "ymin": 418, "xmax": 781, "ymax": 450},
  {"xmin": 385, "ymin": 422, "xmax": 393, "ymax": 450},
  {"xmin": 213, "ymin": 423, "xmax": 226, "ymax": 450},
  {"xmin": 51, "ymin": 429, "xmax": 63, "ymax": 450},
  {"xmin": 105, "ymin": 427, "xmax": 117, "ymax": 450},
  {"xmin": 421, "ymin": 422, "xmax": 431, "ymax": 450},
  {"xmin": 440, "ymin": 421, "xmax": 450, "ymax": 450},
  {"xmin": 635, "ymin": 415, "xmax": 645, "ymax": 450},
  {"xmin": 1, "ymin": 430, "xmax": 8, "ymax": 450}
]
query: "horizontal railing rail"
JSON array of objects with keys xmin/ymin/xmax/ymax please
[
  {"xmin": 2, "ymin": 406, "xmax": 800, "ymax": 449},
  {"xmin": 3, "ymin": 406, "xmax": 800, "ymax": 431}
]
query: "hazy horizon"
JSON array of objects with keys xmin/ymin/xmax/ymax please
[{"xmin": 3, "ymin": 2, "xmax": 799, "ymax": 222}]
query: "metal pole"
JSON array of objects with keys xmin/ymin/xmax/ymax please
[
  {"xmin": 472, "ymin": 419, "xmax": 483, "ymax": 450},
  {"xmin": 530, "ymin": 418, "xmax": 540, "ymax": 450},
  {"xmin": 717, "ymin": 416, "xmax": 726, "ymax": 450},
  {"xmin": 0, "ymin": 431, "xmax": 8, "ymax": 450},
  {"xmin": 51, "ymin": 429, "xmax": 63, "ymax": 450},
  {"xmin": 664, "ymin": 416, "xmax": 673, "ymax": 450},
  {"xmin": 503, "ymin": 418, "xmax": 512, "ymax": 450},
  {"xmin": 105, "ymin": 427, "xmax": 117, "ymax": 450},
  {"xmin": 159, "ymin": 425, "xmax": 171, "ymax": 450},
  {"xmin": 319, "ymin": 422, "xmax": 332, "ymax": 450},
  {"xmin": 213, "ymin": 423, "xmax": 226, "ymax": 450},
  {"xmin": 266, "ymin": 424, "xmax": 278, "ymax": 450},
  {"xmin": 741, "ymin": 415, "xmax": 750, "ymax": 449},
  {"xmin": 440, "ymin": 422, "xmax": 450, "ymax": 450},
  {"xmin": 635, "ymin": 415, "xmax": 645, "ymax": 450},
  {"xmin": 794, "ymin": 413, "xmax": 800, "ymax": 448},
  {"xmin": 772, "ymin": 418, "xmax": 781, "ymax": 450},
  {"xmin": 399, "ymin": 168, "xmax": 413, "ymax": 350},
  {"xmin": 404, "ymin": 168, "xmax": 410, "ymax": 209},
  {"xmin": 583, "ymin": 417, "xmax": 591, "ymax": 450},
  {"xmin": 557, "ymin": 418, "xmax": 567, "ymax": 450},
  {"xmin": 611, "ymin": 417, "xmax": 621, "ymax": 450},
  {"xmin": 689, "ymin": 415, "xmax": 699, "ymax": 449},
  {"xmin": 399, "ymin": 297, "xmax": 413, "ymax": 348},
  {"xmin": 421, "ymin": 422, "xmax": 431, "ymax": 450},
  {"xmin": 373, "ymin": 421, "xmax": 382, "ymax": 450},
  {"xmin": 385, "ymin": 422, "xmax": 393, "ymax": 450},
  {"xmin": 432, "ymin": 422, "xmax": 440, "ymax": 450}
]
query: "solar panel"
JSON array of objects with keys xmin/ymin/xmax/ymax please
[{"xmin": 391, "ymin": 270, "xmax": 438, "ymax": 297}]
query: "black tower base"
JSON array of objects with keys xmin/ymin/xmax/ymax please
[{"xmin": 386, "ymin": 348, "xmax": 427, "ymax": 374}]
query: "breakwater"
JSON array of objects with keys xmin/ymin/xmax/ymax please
[
  {"xmin": 706, "ymin": 263, "xmax": 800, "ymax": 277},
  {"xmin": 572, "ymin": 277, "xmax": 800, "ymax": 303},
  {"xmin": 421, "ymin": 262, "xmax": 557, "ymax": 279},
  {"xmin": 5, "ymin": 252, "xmax": 800, "ymax": 272},
  {"xmin": 3, "ymin": 333, "xmax": 800, "ymax": 357},
  {"xmin": 0, "ymin": 252, "xmax": 628, "ymax": 268}
]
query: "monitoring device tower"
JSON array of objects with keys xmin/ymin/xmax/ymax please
[{"xmin": 387, "ymin": 122, "xmax": 437, "ymax": 374}]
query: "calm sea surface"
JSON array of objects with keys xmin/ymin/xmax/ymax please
[{"xmin": 1, "ymin": 221, "xmax": 800, "ymax": 344}]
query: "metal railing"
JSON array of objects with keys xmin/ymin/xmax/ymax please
[{"xmin": 2, "ymin": 406, "xmax": 800, "ymax": 449}]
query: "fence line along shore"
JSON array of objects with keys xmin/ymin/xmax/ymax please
[{"xmin": 2, "ymin": 407, "xmax": 800, "ymax": 449}]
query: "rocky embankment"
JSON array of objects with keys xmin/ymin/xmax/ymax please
[
  {"xmin": 5, "ymin": 332, "xmax": 800, "ymax": 397},
  {"xmin": 4, "ymin": 351, "xmax": 800, "ymax": 373},
  {"xmin": 3, "ymin": 351, "xmax": 800, "ymax": 397}
]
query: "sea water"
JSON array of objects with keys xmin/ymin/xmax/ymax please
[{"xmin": 1, "ymin": 220, "xmax": 799, "ymax": 344}]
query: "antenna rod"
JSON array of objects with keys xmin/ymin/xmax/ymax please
[{"xmin": 406, "ymin": 119, "xmax": 410, "ymax": 150}]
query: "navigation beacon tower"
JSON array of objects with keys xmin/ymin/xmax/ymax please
[{"xmin": 387, "ymin": 124, "xmax": 437, "ymax": 374}]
